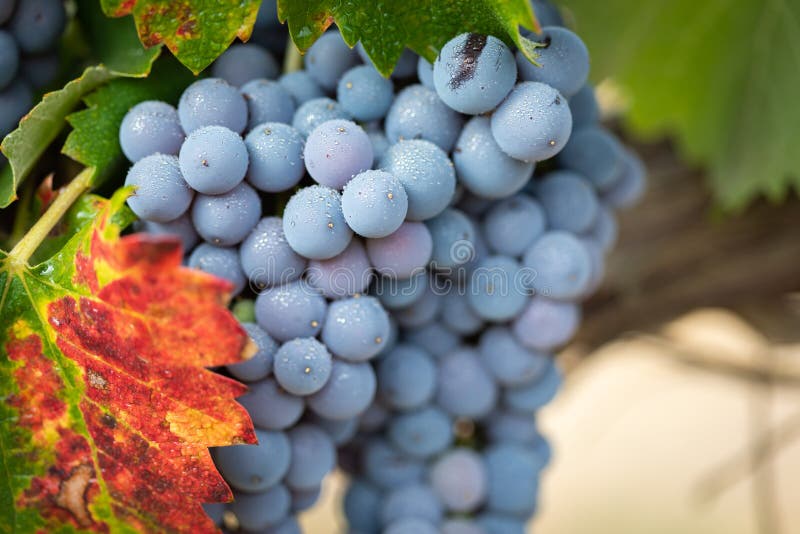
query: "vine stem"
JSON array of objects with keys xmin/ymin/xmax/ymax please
[
  {"xmin": 283, "ymin": 36, "xmax": 303, "ymax": 74},
  {"xmin": 8, "ymin": 168, "xmax": 93, "ymax": 265}
]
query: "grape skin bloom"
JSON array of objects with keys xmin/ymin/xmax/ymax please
[
  {"xmin": 490, "ymin": 81, "xmax": 573, "ymax": 162},
  {"xmin": 433, "ymin": 33, "xmax": 517, "ymax": 114}
]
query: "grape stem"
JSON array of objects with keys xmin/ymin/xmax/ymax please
[
  {"xmin": 283, "ymin": 36, "xmax": 303, "ymax": 73},
  {"xmin": 7, "ymin": 167, "xmax": 94, "ymax": 264}
]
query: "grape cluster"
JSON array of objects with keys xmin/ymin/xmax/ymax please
[
  {"xmin": 0, "ymin": 0, "xmax": 64, "ymax": 151},
  {"xmin": 122, "ymin": 0, "xmax": 645, "ymax": 531}
]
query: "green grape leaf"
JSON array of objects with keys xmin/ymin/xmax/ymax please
[
  {"xmin": 100, "ymin": 0, "xmax": 261, "ymax": 74},
  {"xmin": 63, "ymin": 57, "xmax": 195, "ymax": 184},
  {"xmin": 278, "ymin": 0, "xmax": 541, "ymax": 76},
  {"xmin": 0, "ymin": 67, "xmax": 114, "ymax": 209},
  {"xmin": 76, "ymin": 0, "xmax": 161, "ymax": 76},
  {"xmin": 561, "ymin": 0, "xmax": 800, "ymax": 211}
]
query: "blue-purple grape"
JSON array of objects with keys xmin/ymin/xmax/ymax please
[
  {"xmin": 433, "ymin": 33, "xmax": 517, "ymax": 114},
  {"xmin": 603, "ymin": 148, "xmax": 646, "ymax": 208},
  {"xmin": 381, "ymin": 139, "xmax": 457, "ymax": 221},
  {"xmin": 441, "ymin": 519, "xmax": 486, "ymax": 534},
  {"xmin": 292, "ymin": 97, "xmax": 351, "ymax": 137},
  {"xmin": 303, "ymin": 31, "xmax": 359, "ymax": 90},
  {"xmin": 512, "ymin": 296, "xmax": 580, "ymax": 351},
  {"xmin": 311, "ymin": 414, "xmax": 359, "ymax": 446},
  {"xmin": 278, "ymin": 71, "xmax": 325, "ymax": 106},
  {"xmin": 454, "ymin": 116, "xmax": 534, "ymax": 199},
  {"xmin": 387, "ymin": 406, "xmax": 452, "ymax": 459},
  {"xmin": 385, "ymin": 84, "xmax": 463, "ymax": 152},
  {"xmin": 240, "ymin": 217, "xmax": 307, "ymax": 289},
  {"xmin": 587, "ymin": 204, "xmax": 618, "ymax": 252},
  {"xmin": 285, "ymin": 424, "xmax": 336, "ymax": 490},
  {"xmin": 0, "ymin": 31, "xmax": 19, "ymax": 89},
  {"xmin": 179, "ymin": 125, "xmax": 248, "ymax": 194},
  {"xmin": 322, "ymin": 296, "xmax": 390, "ymax": 362},
  {"xmin": 178, "ymin": 78, "xmax": 248, "ymax": 134},
  {"xmin": 187, "ymin": 243, "xmax": 246, "ymax": 296},
  {"xmin": 478, "ymin": 326, "xmax": 550, "ymax": 387},
  {"xmin": 344, "ymin": 480, "xmax": 382, "ymax": 533},
  {"xmin": 119, "ymin": 101, "xmax": 184, "ymax": 162},
  {"xmin": 241, "ymin": 79, "xmax": 295, "ymax": 128},
  {"xmin": 342, "ymin": 170, "xmax": 408, "ymax": 238},
  {"xmin": 229, "ymin": 484, "xmax": 290, "ymax": 530},
  {"xmin": 380, "ymin": 484, "xmax": 443, "ymax": 526},
  {"xmin": 337, "ymin": 65, "xmax": 394, "ymax": 121},
  {"xmin": 9, "ymin": 0, "xmax": 65, "ymax": 54},
  {"xmin": 0, "ymin": 79, "xmax": 31, "ymax": 136},
  {"xmin": 213, "ymin": 429, "xmax": 290, "ymax": 492},
  {"xmin": 482, "ymin": 194, "xmax": 545, "ymax": 257},
  {"xmin": 366, "ymin": 221, "xmax": 433, "ymax": 279},
  {"xmin": 490, "ymin": 81, "xmax": 572, "ymax": 162},
  {"xmin": 427, "ymin": 208, "xmax": 477, "ymax": 270},
  {"xmin": 254, "ymin": 281, "xmax": 327, "ymax": 342},
  {"xmin": 377, "ymin": 344, "xmax": 437, "ymax": 411},
  {"xmin": 531, "ymin": 0, "xmax": 564, "ymax": 27},
  {"xmin": 486, "ymin": 411, "xmax": 542, "ymax": 446},
  {"xmin": 385, "ymin": 518, "xmax": 439, "ymax": 534},
  {"xmin": 227, "ymin": 322, "xmax": 278, "ymax": 382},
  {"xmin": 570, "ymin": 84, "xmax": 600, "ymax": 127},
  {"xmin": 307, "ymin": 239, "xmax": 373, "ymax": 299},
  {"xmin": 517, "ymin": 27, "xmax": 589, "ymax": 98},
  {"xmin": 417, "ymin": 57, "xmax": 434, "ymax": 89},
  {"xmin": 282, "ymin": 185, "xmax": 354, "ymax": 260},
  {"xmin": 141, "ymin": 214, "xmax": 198, "ymax": 252},
  {"xmin": 374, "ymin": 270, "xmax": 429, "ymax": 310},
  {"xmin": 191, "ymin": 182, "xmax": 261, "ymax": 246},
  {"xmin": 467, "ymin": 256, "xmax": 529, "ymax": 322},
  {"xmin": 440, "ymin": 291, "xmax": 484, "ymax": 336},
  {"xmin": 212, "ymin": 43, "xmax": 279, "ymax": 87},
  {"xmin": 402, "ymin": 322, "xmax": 460, "ymax": 358},
  {"xmin": 536, "ymin": 170, "xmax": 600, "ymax": 233},
  {"xmin": 477, "ymin": 514, "xmax": 526, "ymax": 534},
  {"xmin": 125, "ymin": 154, "xmax": 193, "ymax": 223},
  {"xmin": 273, "ymin": 337, "xmax": 333, "ymax": 396},
  {"xmin": 503, "ymin": 358, "xmax": 562, "ymax": 413},
  {"xmin": 237, "ymin": 378, "xmax": 304, "ymax": 430},
  {"xmin": 361, "ymin": 438, "xmax": 424, "ymax": 490},
  {"xmin": 244, "ymin": 122, "xmax": 306, "ymax": 193},
  {"xmin": 304, "ymin": 119, "xmax": 373, "ymax": 190},
  {"xmin": 391, "ymin": 284, "xmax": 442, "ymax": 328},
  {"xmin": 522, "ymin": 231, "xmax": 592, "ymax": 300},
  {"xmin": 430, "ymin": 448, "xmax": 488, "ymax": 512},
  {"xmin": 557, "ymin": 126, "xmax": 625, "ymax": 192},
  {"xmin": 367, "ymin": 127, "xmax": 390, "ymax": 165},
  {"xmin": 307, "ymin": 360, "xmax": 377, "ymax": 420},
  {"xmin": 484, "ymin": 443, "xmax": 542, "ymax": 515},
  {"xmin": 290, "ymin": 486, "xmax": 321, "ymax": 513},
  {"xmin": 435, "ymin": 348, "xmax": 497, "ymax": 419}
]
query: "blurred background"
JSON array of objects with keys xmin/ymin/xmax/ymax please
[{"xmin": 301, "ymin": 1, "xmax": 800, "ymax": 532}]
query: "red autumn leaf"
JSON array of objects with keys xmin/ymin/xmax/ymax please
[{"xmin": 0, "ymin": 190, "xmax": 256, "ymax": 532}]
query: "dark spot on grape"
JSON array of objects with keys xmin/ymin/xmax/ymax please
[
  {"xmin": 448, "ymin": 34, "xmax": 488, "ymax": 90},
  {"xmin": 539, "ymin": 35, "xmax": 552, "ymax": 48},
  {"xmin": 554, "ymin": 96, "xmax": 561, "ymax": 105}
]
